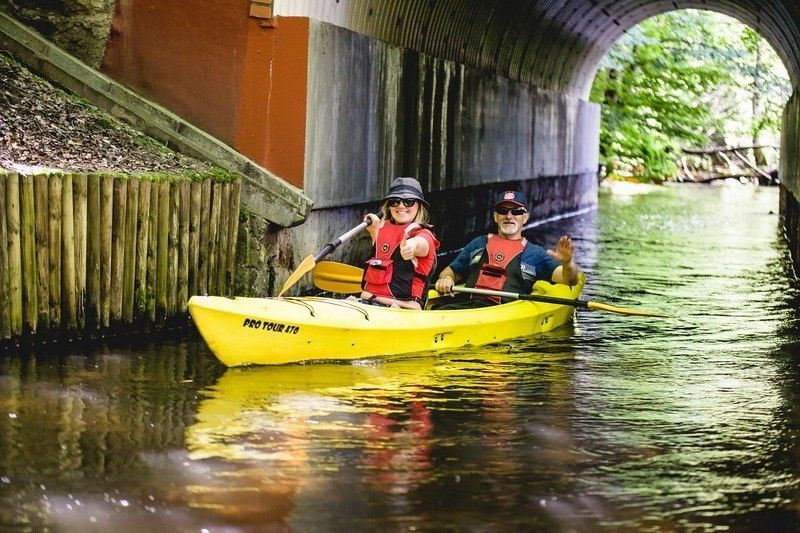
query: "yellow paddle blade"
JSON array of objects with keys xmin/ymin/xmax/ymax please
[
  {"xmin": 587, "ymin": 300, "xmax": 669, "ymax": 318},
  {"xmin": 311, "ymin": 261, "xmax": 363, "ymax": 293},
  {"xmin": 277, "ymin": 255, "xmax": 316, "ymax": 297}
]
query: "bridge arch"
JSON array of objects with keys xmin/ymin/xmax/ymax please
[{"xmin": 275, "ymin": 1, "xmax": 800, "ymax": 98}]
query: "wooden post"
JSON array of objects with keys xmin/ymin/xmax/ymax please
[
  {"xmin": 61, "ymin": 174, "xmax": 77, "ymax": 329},
  {"xmin": 226, "ymin": 180, "xmax": 242, "ymax": 295},
  {"xmin": 110, "ymin": 178, "xmax": 127, "ymax": 322},
  {"xmin": 167, "ymin": 182, "xmax": 179, "ymax": 316},
  {"xmin": 188, "ymin": 181, "xmax": 201, "ymax": 297},
  {"xmin": 0, "ymin": 175, "xmax": 11, "ymax": 339},
  {"xmin": 135, "ymin": 180, "xmax": 152, "ymax": 317},
  {"xmin": 198, "ymin": 179, "xmax": 211, "ymax": 296},
  {"xmin": 7, "ymin": 173, "xmax": 23, "ymax": 335},
  {"xmin": 176, "ymin": 181, "xmax": 190, "ymax": 312},
  {"xmin": 123, "ymin": 178, "xmax": 139, "ymax": 323},
  {"xmin": 48, "ymin": 175, "xmax": 62, "ymax": 328},
  {"xmin": 20, "ymin": 174, "xmax": 38, "ymax": 333},
  {"xmin": 147, "ymin": 183, "xmax": 159, "ymax": 321},
  {"xmin": 34, "ymin": 174, "xmax": 50, "ymax": 329},
  {"xmin": 207, "ymin": 182, "xmax": 222, "ymax": 295},
  {"xmin": 216, "ymin": 183, "xmax": 231, "ymax": 296},
  {"xmin": 73, "ymin": 174, "xmax": 88, "ymax": 329},
  {"xmin": 99, "ymin": 174, "xmax": 114, "ymax": 327},
  {"xmin": 86, "ymin": 174, "xmax": 101, "ymax": 328},
  {"xmin": 156, "ymin": 181, "xmax": 170, "ymax": 319}
]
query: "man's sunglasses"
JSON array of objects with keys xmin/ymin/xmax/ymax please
[
  {"xmin": 387, "ymin": 198, "xmax": 417, "ymax": 208},
  {"xmin": 494, "ymin": 206, "xmax": 527, "ymax": 216}
]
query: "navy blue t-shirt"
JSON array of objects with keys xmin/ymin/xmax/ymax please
[{"xmin": 449, "ymin": 235, "xmax": 560, "ymax": 293}]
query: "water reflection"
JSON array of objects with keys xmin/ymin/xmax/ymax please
[
  {"xmin": 0, "ymin": 338, "xmax": 224, "ymax": 530},
  {"xmin": 2, "ymin": 183, "xmax": 800, "ymax": 530},
  {"xmin": 564, "ymin": 184, "xmax": 800, "ymax": 530}
]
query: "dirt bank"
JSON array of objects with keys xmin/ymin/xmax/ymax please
[{"xmin": 0, "ymin": 52, "xmax": 212, "ymax": 175}]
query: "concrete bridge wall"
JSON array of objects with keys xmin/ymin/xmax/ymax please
[
  {"xmin": 299, "ymin": 21, "xmax": 598, "ymax": 270},
  {"xmin": 779, "ymin": 88, "xmax": 800, "ymax": 268},
  {"xmin": 306, "ymin": 21, "xmax": 599, "ymax": 209}
]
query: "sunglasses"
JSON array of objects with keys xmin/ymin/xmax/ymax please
[
  {"xmin": 387, "ymin": 198, "xmax": 417, "ymax": 208},
  {"xmin": 494, "ymin": 206, "xmax": 527, "ymax": 216}
]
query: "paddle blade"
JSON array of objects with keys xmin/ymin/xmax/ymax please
[
  {"xmin": 277, "ymin": 255, "xmax": 316, "ymax": 297},
  {"xmin": 312, "ymin": 261, "xmax": 363, "ymax": 294},
  {"xmin": 586, "ymin": 300, "xmax": 669, "ymax": 317}
]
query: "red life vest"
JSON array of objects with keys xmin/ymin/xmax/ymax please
[
  {"xmin": 362, "ymin": 222, "xmax": 438, "ymax": 303},
  {"xmin": 472, "ymin": 234, "xmax": 526, "ymax": 303}
]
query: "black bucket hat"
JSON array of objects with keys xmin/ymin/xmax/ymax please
[{"xmin": 381, "ymin": 177, "xmax": 429, "ymax": 206}]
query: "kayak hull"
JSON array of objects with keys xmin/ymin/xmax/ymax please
[{"xmin": 189, "ymin": 276, "xmax": 585, "ymax": 366}]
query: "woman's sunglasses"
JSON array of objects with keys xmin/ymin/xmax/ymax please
[
  {"xmin": 387, "ymin": 198, "xmax": 417, "ymax": 208},
  {"xmin": 494, "ymin": 206, "xmax": 527, "ymax": 216}
]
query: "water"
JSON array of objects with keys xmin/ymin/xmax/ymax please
[{"xmin": 2, "ymin": 182, "xmax": 799, "ymax": 531}]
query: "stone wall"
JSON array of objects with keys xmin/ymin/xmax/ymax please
[{"xmin": 0, "ymin": 0, "xmax": 114, "ymax": 67}]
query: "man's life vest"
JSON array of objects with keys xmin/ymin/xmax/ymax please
[
  {"xmin": 362, "ymin": 222, "xmax": 438, "ymax": 303},
  {"xmin": 466, "ymin": 234, "xmax": 527, "ymax": 304}
]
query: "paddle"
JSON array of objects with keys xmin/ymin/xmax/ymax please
[
  {"xmin": 311, "ymin": 261, "xmax": 365, "ymax": 294},
  {"xmin": 311, "ymin": 261, "xmax": 668, "ymax": 317},
  {"xmin": 449, "ymin": 286, "xmax": 668, "ymax": 317},
  {"xmin": 277, "ymin": 217, "xmax": 377, "ymax": 297}
]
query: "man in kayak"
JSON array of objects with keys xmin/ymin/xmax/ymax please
[
  {"xmin": 360, "ymin": 177, "xmax": 440, "ymax": 309},
  {"xmin": 432, "ymin": 190, "xmax": 579, "ymax": 309}
]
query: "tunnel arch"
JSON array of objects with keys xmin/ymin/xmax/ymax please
[
  {"xmin": 274, "ymin": 0, "xmax": 800, "ymax": 273},
  {"xmin": 276, "ymin": 1, "xmax": 800, "ymax": 98}
]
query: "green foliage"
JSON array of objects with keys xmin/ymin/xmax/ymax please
[
  {"xmin": 187, "ymin": 167, "xmax": 240, "ymax": 183},
  {"xmin": 591, "ymin": 10, "xmax": 791, "ymax": 182}
]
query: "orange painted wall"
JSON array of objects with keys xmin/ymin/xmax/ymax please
[
  {"xmin": 234, "ymin": 18, "xmax": 309, "ymax": 188},
  {"xmin": 101, "ymin": 1, "xmax": 308, "ymax": 188}
]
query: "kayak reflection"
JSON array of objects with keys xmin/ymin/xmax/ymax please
[
  {"xmin": 184, "ymin": 360, "xmax": 438, "ymax": 523},
  {"xmin": 183, "ymin": 351, "xmax": 553, "ymax": 523}
]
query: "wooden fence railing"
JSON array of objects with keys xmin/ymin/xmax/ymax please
[{"xmin": 0, "ymin": 172, "xmax": 241, "ymax": 339}]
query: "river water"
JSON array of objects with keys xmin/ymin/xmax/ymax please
[{"xmin": 1, "ymin": 183, "xmax": 799, "ymax": 531}]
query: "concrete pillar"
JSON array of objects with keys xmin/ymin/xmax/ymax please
[{"xmin": 780, "ymin": 88, "xmax": 800, "ymax": 271}]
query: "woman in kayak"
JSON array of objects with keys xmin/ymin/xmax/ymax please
[{"xmin": 360, "ymin": 177, "xmax": 440, "ymax": 309}]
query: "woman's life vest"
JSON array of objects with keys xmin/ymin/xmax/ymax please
[
  {"xmin": 362, "ymin": 222, "xmax": 438, "ymax": 303},
  {"xmin": 465, "ymin": 234, "xmax": 527, "ymax": 303}
]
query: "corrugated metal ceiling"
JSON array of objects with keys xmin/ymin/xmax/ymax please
[{"xmin": 276, "ymin": 0, "xmax": 800, "ymax": 97}]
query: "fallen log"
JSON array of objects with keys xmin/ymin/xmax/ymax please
[{"xmin": 682, "ymin": 144, "xmax": 777, "ymax": 155}]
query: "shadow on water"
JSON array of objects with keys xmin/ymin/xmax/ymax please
[{"xmin": 2, "ymin": 183, "xmax": 800, "ymax": 530}]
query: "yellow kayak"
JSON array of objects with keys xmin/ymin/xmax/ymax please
[{"xmin": 188, "ymin": 274, "xmax": 585, "ymax": 366}]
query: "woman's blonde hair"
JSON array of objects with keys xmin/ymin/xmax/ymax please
[{"xmin": 380, "ymin": 200, "xmax": 430, "ymax": 225}]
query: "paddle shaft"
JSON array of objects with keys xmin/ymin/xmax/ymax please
[
  {"xmin": 452, "ymin": 286, "xmax": 589, "ymax": 309},
  {"xmin": 313, "ymin": 221, "xmax": 370, "ymax": 262},
  {"xmin": 455, "ymin": 287, "xmax": 667, "ymax": 316},
  {"xmin": 278, "ymin": 216, "xmax": 376, "ymax": 297}
]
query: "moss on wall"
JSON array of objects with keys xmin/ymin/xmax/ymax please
[{"xmin": 234, "ymin": 208, "xmax": 293, "ymax": 297}]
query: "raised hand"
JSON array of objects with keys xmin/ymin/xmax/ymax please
[{"xmin": 547, "ymin": 235, "xmax": 575, "ymax": 264}]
